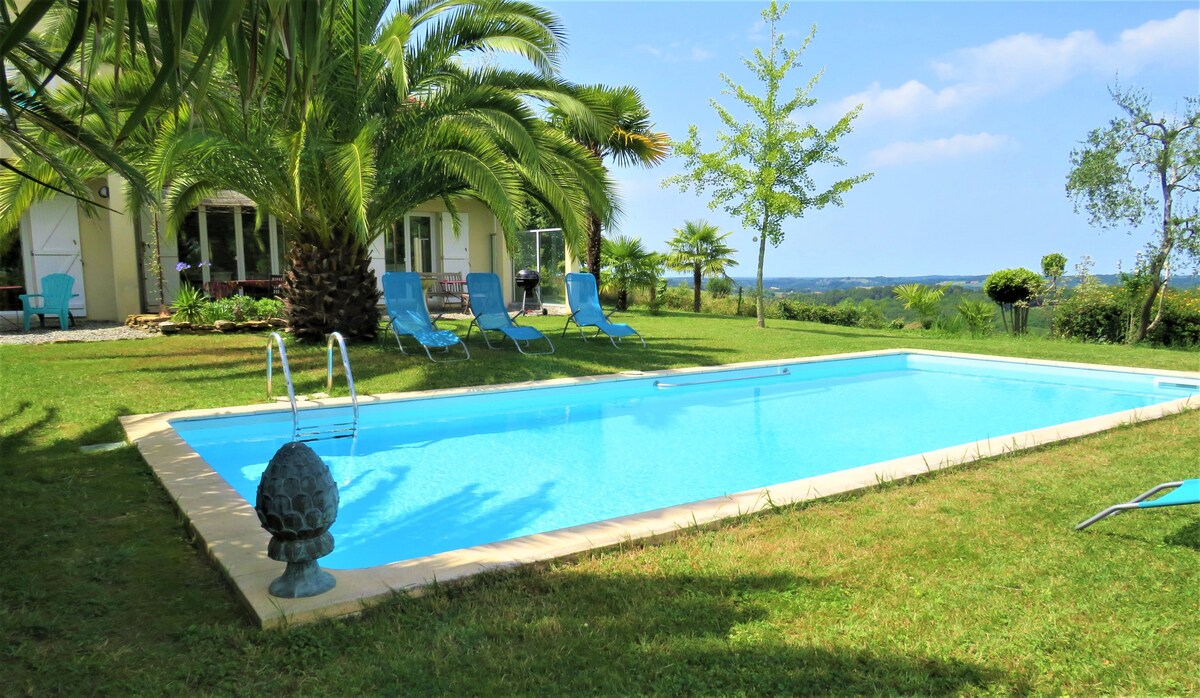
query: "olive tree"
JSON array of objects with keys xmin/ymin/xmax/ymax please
[{"xmin": 1066, "ymin": 87, "xmax": 1199, "ymax": 343}]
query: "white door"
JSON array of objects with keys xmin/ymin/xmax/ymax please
[
  {"xmin": 440, "ymin": 212, "xmax": 470, "ymax": 276},
  {"xmin": 27, "ymin": 196, "xmax": 86, "ymax": 313}
]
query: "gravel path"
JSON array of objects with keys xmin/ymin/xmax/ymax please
[{"xmin": 0, "ymin": 321, "xmax": 156, "ymax": 345}]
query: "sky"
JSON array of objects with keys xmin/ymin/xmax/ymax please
[{"xmin": 538, "ymin": 1, "xmax": 1199, "ymax": 277}]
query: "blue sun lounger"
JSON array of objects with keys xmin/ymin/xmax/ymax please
[
  {"xmin": 1075, "ymin": 479, "xmax": 1200, "ymax": 530},
  {"xmin": 562, "ymin": 272, "xmax": 645, "ymax": 347},
  {"xmin": 465, "ymin": 272, "xmax": 554, "ymax": 355},
  {"xmin": 382, "ymin": 272, "xmax": 470, "ymax": 362}
]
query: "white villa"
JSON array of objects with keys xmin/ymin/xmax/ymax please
[{"xmin": 1, "ymin": 174, "xmax": 574, "ymax": 324}]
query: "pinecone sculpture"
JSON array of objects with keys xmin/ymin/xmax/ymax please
[{"xmin": 255, "ymin": 441, "xmax": 339, "ymax": 598}]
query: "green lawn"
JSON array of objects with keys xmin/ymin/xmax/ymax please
[{"xmin": 2, "ymin": 312, "xmax": 1198, "ymax": 695}]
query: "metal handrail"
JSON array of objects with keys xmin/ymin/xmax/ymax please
[
  {"xmin": 266, "ymin": 332, "xmax": 300, "ymax": 438},
  {"xmin": 325, "ymin": 331, "xmax": 359, "ymax": 433},
  {"xmin": 266, "ymin": 331, "xmax": 360, "ymax": 441},
  {"xmin": 654, "ymin": 367, "xmax": 790, "ymax": 389}
]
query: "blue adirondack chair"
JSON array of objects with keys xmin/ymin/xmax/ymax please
[
  {"xmin": 465, "ymin": 272, "xmax": 554, "ymax": 355},
  {"xmin": 382, "ymin": 272, "xmax": 470, "ymax": 362},
  {"xmin": 20, "ymin": 273, "xmax": 78, "ymax": 331},
  {"xmin": 1076, "ymin": 479, "xmax": 1200, "ymax": 530},
  {"xmin": 562, "ymin": 272, "xmax": 645, "ymax": 347}
]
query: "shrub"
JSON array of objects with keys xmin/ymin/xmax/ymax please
[
  {"xmin": 1147, "ymin": 289, "xmax": 1200, "ymax": 347},
  {"xmin": 984, "ymin": 268, "xmax": 1044, "ymax": 334},
  {"xmin": 661, "ymin": 285, "xmax": 693, "ymax": 312},
  {"xmin": 170, "ymin": 284, "xmax": 208, "ymax": 324},
  {"xmin": 707, "ymin": 276, "xmax": 734, "ymax": 298},
  {"xmin": 775, "ymin": 298, "xmax": 866, "ymax": 327},
  {"xmin": 252, "ymin": 298, "xmax": 285, "ymax": 320},
  {"xmin": 1055, "ymin": 286, "xmax": 1200, "ymax": 347},
  {"xmin": 1055, "ymin": 285, "xmax": 1125, "ymax": 343}
]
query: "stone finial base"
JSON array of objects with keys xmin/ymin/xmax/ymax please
[{"xmin": 268, "ymin": 560, "xmax": 337, "ymax": 598}]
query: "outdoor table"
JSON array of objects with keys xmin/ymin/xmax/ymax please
[{"xmin": 0, "ymin": 285, "xmax": 24, "ymax": 328}]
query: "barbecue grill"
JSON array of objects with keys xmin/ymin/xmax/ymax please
[{"xmin": 515, "ymin": 268, "xmax": 541, "ymax": 314}]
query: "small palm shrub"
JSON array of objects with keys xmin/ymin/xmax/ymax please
[
  {"xmin": 957, "ymin": 299, "xmax": 996, "ymax": 337},
  {"xmin": 893, "ymin": 283, "xmax": 945, "ymax": 329}
]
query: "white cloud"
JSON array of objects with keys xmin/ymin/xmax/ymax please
[
  {"xmin": 836, "ymin": 9, "xmax": 1198, "ymax": 123},
  {"xmin": 637, "ymin": 41, "xmax": 714, "ymax": 63},
  {"xmin": 868, "ymin": 133, "xmax": 1014, "ymax": 167}
]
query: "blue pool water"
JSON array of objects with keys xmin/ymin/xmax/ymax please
[{"xmin": 172, "ymin": 353, "xmax": 1196, "ymax": 569}]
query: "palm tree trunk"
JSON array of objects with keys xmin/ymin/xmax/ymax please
[
  {"xmin": 587, "ymin": 213, "xmax": 603, "ymax": 285},
  {"xmin": 282, "ymin": 238, "xmax": 382, "ymax": 343},
  {"xmin": 693, "ymin": 264, "xmax": 702, "ymax": 313}
]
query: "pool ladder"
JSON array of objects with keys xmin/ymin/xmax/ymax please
[{"xmin": 267, "ymin": 331, "xmax": 359, "ymax": 441}]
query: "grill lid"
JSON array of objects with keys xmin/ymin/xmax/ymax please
[{"xmin": 515, "ymin": 268, "xmax": 541, "ymax": 290}]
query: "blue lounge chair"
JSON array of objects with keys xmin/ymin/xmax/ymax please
[
  {"xmin": 20, "ymin": 273, "xmax": 78, "ymax": 331},
  {"xmin": 465, "ymin": 272, "xmax": 554, "ymax": 355},
  {"xmin": 1076, "ymin": 479, "xmax": 1200, "ymax": 530},
  {"xmin": 382, "ymin": 272, "xmax": 470, "ymax": 362},
  {"xmin": 562, "ymin": 272, "xmax": 645, "ymax": 348}
]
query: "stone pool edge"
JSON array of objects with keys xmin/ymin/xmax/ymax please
[{"xmin": 119, "ymin": 348, "xmax": 1200, "ymax": 629}]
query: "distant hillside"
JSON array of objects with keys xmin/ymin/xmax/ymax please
[{"xmin": 666, "ymin": 274, "xmax": 1200, "ymax": 292}]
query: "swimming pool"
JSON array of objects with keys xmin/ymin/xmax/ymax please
[{"xmin": 122, "ymin": 350, "xmax": 1198, "ymax": 627}]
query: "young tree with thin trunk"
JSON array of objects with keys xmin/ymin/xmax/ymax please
[
  {"xmin": 1066, "ymin": 87, "xmax": 1199, "ymax": 343},
  {"xmin": 1041, "ymin": 252, "xmax": 1067, "ymax": 332},
  {"xmin": 665, "ymin": 2, "xmax": 871, "ymax": 328}
]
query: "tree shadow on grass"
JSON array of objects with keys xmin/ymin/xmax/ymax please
[
  {"xmin": 314, "ymin": 567, "xmax": 1030, "ymax": 697},
  {"xmin": 1164, "ymin": 519, "xmax": 1200, "ymax": 551}
]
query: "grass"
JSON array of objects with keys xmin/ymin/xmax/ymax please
[{"xmin": 2, "ymin": 311, "xmax": 1198, "ymax": 695}]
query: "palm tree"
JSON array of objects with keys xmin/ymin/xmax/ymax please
[
  {"xmin": 600, "ymin": 235, "xmax": 657, "ymax": 311},
  {"xmin": 893, "ymin": 283, "xmax": 945, "ymax": 329},
  {"xmin": 2, "ymin": 0, "xmax": 615, "ymax": 341},
  {"xmin": 665, "ymin": 220, "xmax": 738, "ymax": 313},
  {"xmin": 151, "ymin": 0, "xmax": 614, "ymax": 341},
  {"xmin": 548, "ymin": 84, "xmax": 669, "ymax": 284},
  {"xmin": 1, "ymin": 1, "xmax": 335, "ymax": 202}
]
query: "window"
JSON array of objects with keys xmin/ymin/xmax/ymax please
[
  {"xmin": 385, "ymin": 214, "xmax": 436, "ymax": 273},
  {"xmin": 205, "ymin": 207, "xmax": 237, "ymax": 282},
  {"xmin": 178, "ymin": 212, "xmax": 204, "ymax": 285},
  {"xmin": 384, "ymin": 221, "xmax": 407, "ymax": 272},
  {"xmin": 175, "ymin": 205, "xmax": 283, "ymax": 283},
  {"xmin": 240, "ymin": 210, "xmax": 272, "ymax": 280},
  {"xmin": 408, "ymin": 215, "xmax": 434, "ymax": 273}
]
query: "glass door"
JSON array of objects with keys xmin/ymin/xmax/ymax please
[
  {"xmin": 407, "ymin": 215, "xmax": 434, "ymax": 273},
  {"xmin": 510, "ymin": 228, "xmax": 565, "ymax": 304}
]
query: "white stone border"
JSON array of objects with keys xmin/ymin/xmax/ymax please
[{"xmin": 120, "ymin": 349, "xmax": 1199, "ymax": 628}]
